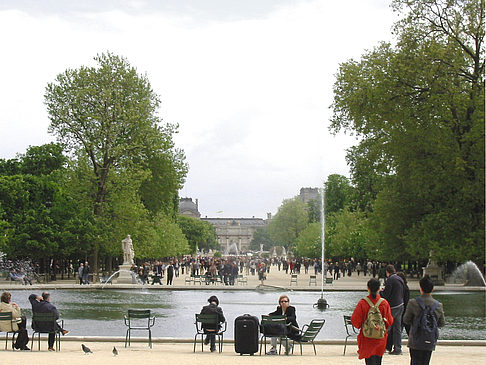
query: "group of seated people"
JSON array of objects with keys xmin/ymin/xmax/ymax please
[
  {"xmin": 7, "ymin": 269, "xmax": 32, "ymax": 285},
  {"xmin": 0, "ymin": 291, "xmax": 69, "ymax": 351},
  {"xmin": 200, "ymin": 293, "xmax": 300, "ymax": 354}
]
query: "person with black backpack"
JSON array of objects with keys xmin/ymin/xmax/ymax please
[{"xmin": 403, "ymin": 275, "xmax": 445, "ymax": 365}]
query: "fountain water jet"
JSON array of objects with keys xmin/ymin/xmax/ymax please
[{"xmin": 450, "ymin": 261, "xmax": 486, "ymax": 287}]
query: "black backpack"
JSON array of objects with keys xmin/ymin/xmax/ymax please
[{"xmin": 411, "ymin": 297, "xmax": 439, "ymax": 350}]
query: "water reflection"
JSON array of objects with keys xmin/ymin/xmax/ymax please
[{"xmin": 8, "ymin": 289, "xmax": 485, "ymax": 340}]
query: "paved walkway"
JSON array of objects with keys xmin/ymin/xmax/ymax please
[
  {"xmin": 0, "ymin": 341, "xmax": 485, "ymax": 365},
  {"xmin": 2, "ymin": 265, "xmax": 484, "ymax": 291}
]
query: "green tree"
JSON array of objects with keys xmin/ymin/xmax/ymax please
[
  {"xmin": 177, "ymin": 216, "xmax": 218, "ymax": 253},
  {"xmin": 331, "ymin": 0, "xmax": 484, "ymax": 263},
  {"xmin": 268, "ymin": 198, "xmax": 308, "ymax": 250},
  {"xmin": 325, "ymin": 174, "xmax": 355, "ymax": 214},
  {"xmin": 45, "ymin": 52, "xmax": 187, "ymax": 273},
  {"xmin": 295, "ymin": 222, "xmax": 322, "ymax": 258},
  {"xmin": 249, "ymin": 226, "xmax": 275, "ymax": 251}
]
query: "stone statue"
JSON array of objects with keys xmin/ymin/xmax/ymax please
[{"xmin": 121, "ymin": 235, "xmax": 134, "ymax": 265}]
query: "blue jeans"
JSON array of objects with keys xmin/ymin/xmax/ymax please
[
  {"xmin": 82, "ymin": 274, "xmax": 89, "ymax": 284},
  {"xmin": 390, "ymin": 305, "xmax": 404, "ymax": 352}
]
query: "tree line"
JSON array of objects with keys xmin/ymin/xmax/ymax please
[
  {"xmin": 252, "ymin": 0, "xmax": 484, "ymax": 267},
  {"xmin": 0, "ymin": 53, "xmax": 217, "ymax": 277}
]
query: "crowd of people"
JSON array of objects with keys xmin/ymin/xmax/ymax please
[{"xmin": 0, "ymin": 263, "xmax": 446, "ymax": 364}]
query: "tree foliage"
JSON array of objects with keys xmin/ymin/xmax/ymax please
[
  {"xmin": 268, "ymin": 198, "xmax": 308, "ymax": 250},
  {"xmin": 177, "ymin": 215, "xmax": 218, "ymax": 253},
  {"xmin": 44, "ymin": 52, "xmax": 188, "ymax": 270},
  {"xmin": 330, "ymin": 0, "xmax": 484, "ymax": 263}
]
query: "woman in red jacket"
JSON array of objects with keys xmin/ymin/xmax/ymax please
[{"xmin": 351, "ymin": 278, "xmax": 394, "ymax": 365}]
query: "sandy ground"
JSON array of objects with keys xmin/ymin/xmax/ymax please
[
  {"xmin": 3, "ymin": 263, "xmax": 484, "ymax": 291},
  {"xmin": 1, "ymin": 341, "xmax": 485, "ymax": 365}
]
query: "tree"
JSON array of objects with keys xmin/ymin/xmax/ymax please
[
  {"xmin": 330, "ymin": 0, "xmax": 484, "ymax": 263},
  {"xmin": 177, "ymin": 216, "xmax": 218, "ymax": 253},
  {"xmin": 45, "ymin": 52, "xmax": 187, "ymax": 273},
  {"xmin": 249, "ymin": 226, "xmax": 275, "ymax": 251},
  {"xmin": 268, "ymin": 198, "xmax": 308, "ymax": 250},
  {"xmin": 325, "ymin": 174, "xmax": 355, "ymax": 214},
  {"xmin": 295, "ymin": 223, "xmax": 322, "ymax": 258}
]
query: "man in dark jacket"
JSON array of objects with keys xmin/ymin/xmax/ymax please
[
  {"xmin": 29, "ymin": 292, "xmax": 69, "ymax": 351},
  {"xmin": 379, "ymin": 264, "xmax": 405, "ymax": 355},
  {"xmin": 403, "ymin": 275, "xmax": 445, "ymax": 365},
  {"xmin": 200, "ymin": 295, "xmax": 225, "ymax": 352}
]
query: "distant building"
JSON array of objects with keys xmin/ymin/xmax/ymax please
[
  {"xmin": 201, "ymin": 217, "xmax": 267, "ymax": 253},
  {"xmin": 299, "ymin": 187, "xmax": 319, "ymax": 204},
  {"xmin": 179, "ymin": 197, "xmax": 200, "ymax": 219},
  {"xmin": 178, "ymin": 197, "xmax": 268, "ymax": 253}
]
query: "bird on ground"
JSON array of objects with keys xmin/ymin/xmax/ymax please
[
  {"xmin": 113, "ymin": 346, "xmax": 118, "ymax": 356},
  {"xmin": 81, "ymin": 344, "xmax": 93, "ymax": 354}
]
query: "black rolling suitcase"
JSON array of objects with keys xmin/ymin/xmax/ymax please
[{"xmin": 234, "ymin": 314, "xmax": 259, "ymax": 355}]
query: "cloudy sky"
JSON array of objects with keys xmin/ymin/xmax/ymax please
[{"xmin": 0, "ymin": 0, "xmax": 397, "ymax": 218}]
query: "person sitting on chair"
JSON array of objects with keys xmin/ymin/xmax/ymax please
[
  {"xmin": 266, "ymin": 294, "xmax": 300, "ymax": 355},
  {"xmin": 28, "ymin": 292, "xmax": 69, "ymax": 351},
  {"xmin": 0, "ymin": 291, "xmax": 30, "ymax": 350},
  {"xmin": 200, "ymin": 295, "xmax": 225, "ymax": 352}
]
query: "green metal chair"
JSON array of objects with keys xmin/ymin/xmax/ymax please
[
  {"xmin": 259, "ymin": 315, "xmax": 290, "ymax": 355},
  {"xmin": 124, "ymin": 309, "xmax": 156, "ymax": 348},
  {"xmin": 0, "ymin": 312, "xmax": 18, "ymax": 350},
  {"xmin": 309, "ymin": 275, "xmax": 317, "ymax": 286},
  {"xmin": 31, "ymin": 312, "xmax": 63, "ymax": 351},
  {"xmin": 193, "ymin": 313, "xmax": 226, "ymax": 352},
  {"xmin": 343, "ymin": 315, "xmax": 359, "ymax": 355},
  {"xmin": 291, "ymin": 319, "xmax": 325, "ymax": 355},
  {"xmin": 290, "ymin": 274, "xmax": 298, "ymax": 286}
]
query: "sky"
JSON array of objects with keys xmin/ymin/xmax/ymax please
[{"xmin": 0, "ymin": 0, "xmax": 397, "ymax": 218}]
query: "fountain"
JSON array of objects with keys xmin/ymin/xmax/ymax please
[
  {"xmin": 450, "ymin": 261, "xmax": 486, "ymax": 287},
  {"xmin": 225, "ymin": 242, "xmax": 239, "ymax": 256},
  {"xmin": 314, "ymin": 186, "xmax": 329, "ymax": 310},
  {"xmin": 101, "ymin": 269, "xmax": 141, "ymax": 288}
]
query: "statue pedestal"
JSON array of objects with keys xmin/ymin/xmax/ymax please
[
  {"xmin": 116, "ymin": 264, "xmax": 135, "ymax": 284},
  {"xmin": 423, "ymin": 262, "xmax": 444, "ymax": 286}
]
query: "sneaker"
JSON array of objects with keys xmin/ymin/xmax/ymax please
[
  {"xmin": 62, "ymin": 330, "xmax": 70, "ymax": 336},
  {"xmin": 21, "ymin": 346, "xmax": 30, "ymax": 351},
  {"xmin": 210, "ymin": 347, "xmax": 216, "ymax": 352},
  {"xmin": 48, "ymin": 347, "xmax": 55, "ymax": 352},
  {"xmin": 266, "ymin": 348, "xmax": 277, "ymax": 355},
  {"xmin": 389, "ymin": 350, "xmax": 402, "ymax": 355}
]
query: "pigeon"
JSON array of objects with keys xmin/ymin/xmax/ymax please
[
  {"xmin": 81, "ymin": 344, "xmax": 92, "ymax": 354},
  {"xmin": 113, "ymin": 346, "xmax": 118, "ymax": 356}
]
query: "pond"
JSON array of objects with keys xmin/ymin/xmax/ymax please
[{"xmin": 8, "ymin": 289, "xmax": 486, "ymax": 340}]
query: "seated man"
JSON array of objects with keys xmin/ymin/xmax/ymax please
[
  {"xmin": 0, "ymin": 291, "xmax": 30, "ymax": 350},
  {"xmin": 200, "ymin": 295, "xmax": 225, "ymax": 352},
  {"xmin": 29, "ymin": 292, "xmax": 69, "ymax": 351}
]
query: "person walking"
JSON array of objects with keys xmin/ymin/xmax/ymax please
[
  {"xmin": 351, "ymin": 278, "xmax": 393, "ymax": 365},
  {"xmin": 77, "ymin": 263, "xmax": 84, "ymax": 285},
  {"xmin": 82, "ymin": 261, "xmax": 90, "ymax": 285},
  {"xmin": 379, "ymin": 264, "xmax": 405, "ymax": 355},
  {"xmin": 403, "ymin": 275, "xmax": 445, "ymax": 365}
]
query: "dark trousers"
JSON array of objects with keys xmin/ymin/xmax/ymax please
[
  {"xmin": 14, "ymin": 316, "xmax": 29, "ymax": 349},
  {"xmin": 365, "ymin": 355, "xmax": 382, "ymax": 365},
  {"xmin": 389, "ymin": 305, "xmax": 404, "ymax": 352},
  {"xmin": 205, "ymin": 333, "xmax": 216, "ymax": 350},
  {"xmin": 410, "ymin": 349, "xmax": 433, "ymax": 365},
  {"xmin": 166, "ymin": 274, "xmax": 173, "ymax": 285}
]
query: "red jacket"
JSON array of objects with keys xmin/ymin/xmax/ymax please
[{"xmin": 351, "ymin": 294, "xmax": 393, "ymax": 359}]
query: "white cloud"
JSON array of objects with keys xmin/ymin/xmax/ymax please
[{"xmin": 0, "ymin": 0, "xmax": 395, "ymax": 217}]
